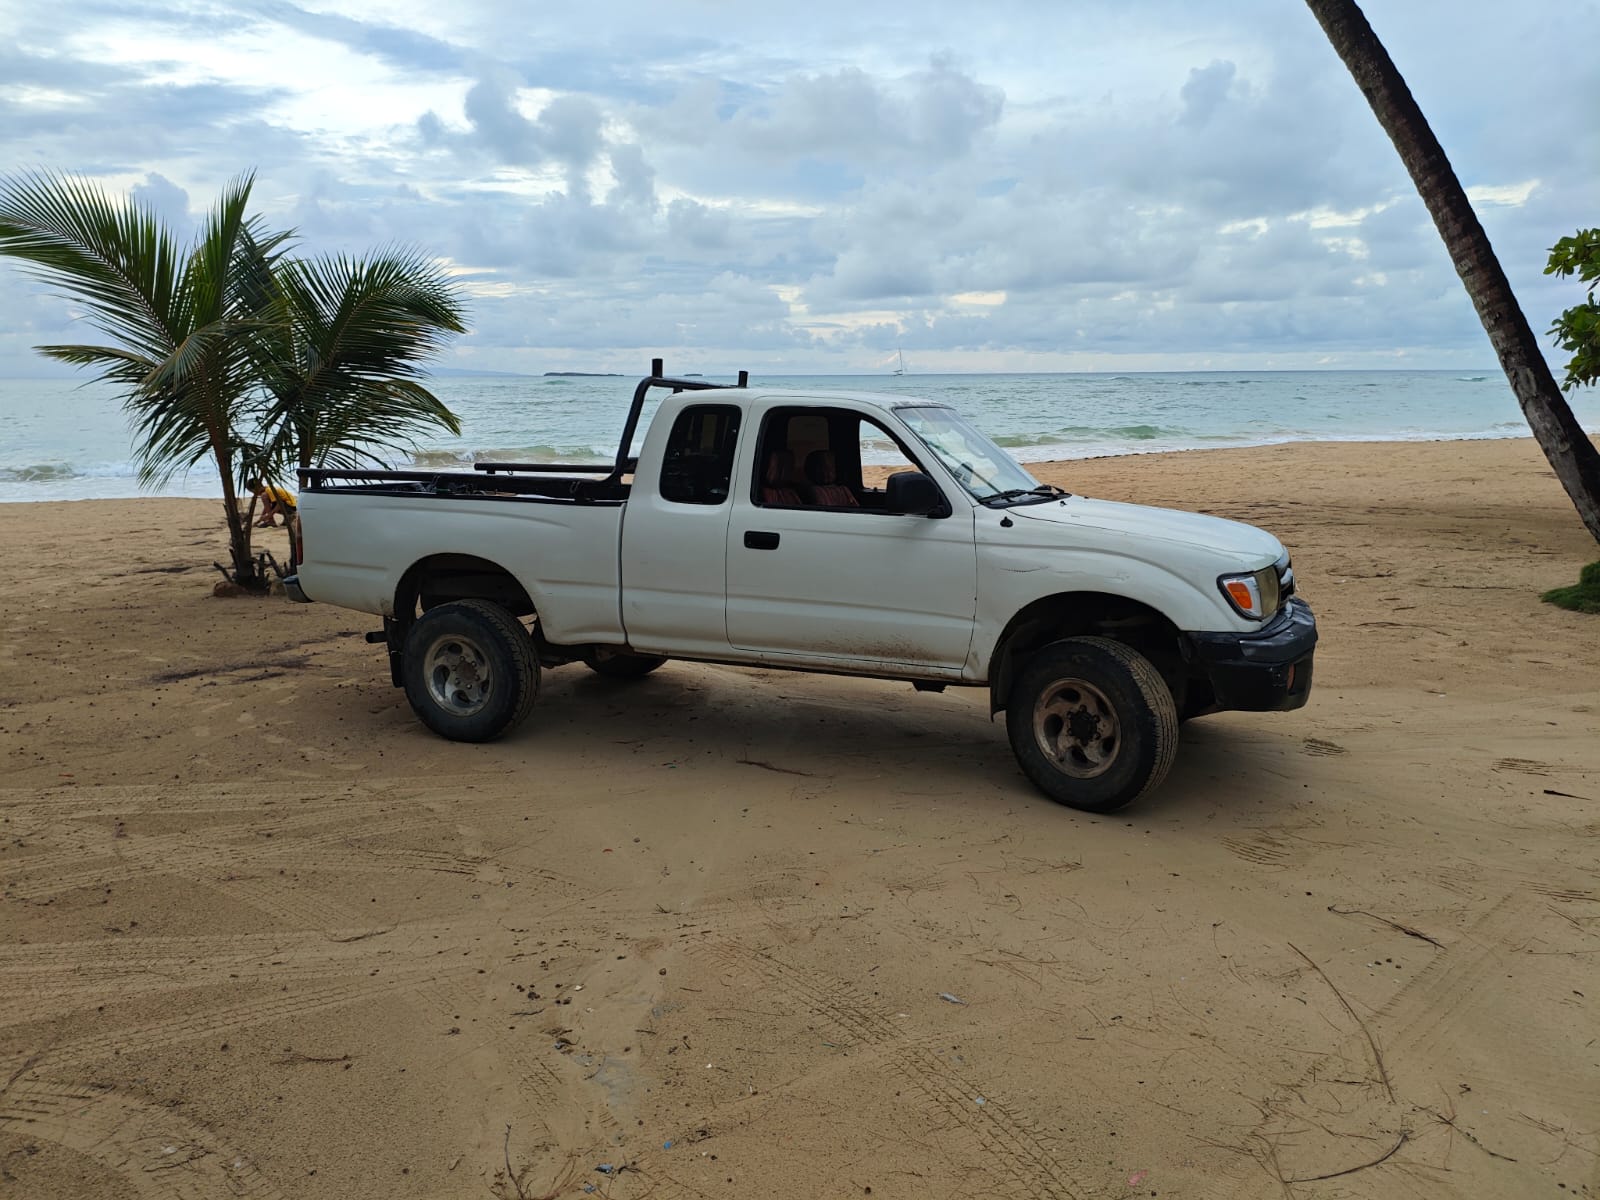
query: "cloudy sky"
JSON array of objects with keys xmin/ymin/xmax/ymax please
[{"xmin": 1, "ymin": 0, "xmax": 1595, "ymax": 376}]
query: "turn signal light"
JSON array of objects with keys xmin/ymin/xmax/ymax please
[{"xmin": 1219, "ymin": 566, "xmax": 1280, "ymax": 619}]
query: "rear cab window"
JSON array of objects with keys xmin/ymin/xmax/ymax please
[{"xmin": 659, "ymin": 404, "xmax": 741, "ymax": 505}]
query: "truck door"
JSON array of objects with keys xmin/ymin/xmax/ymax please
[
  {"xmin": 726, "ymin": 405, "xmax": 977, "ymax": 670},
  {"xmin": 618, "ymin": 402, "xmax": 740, "ymax": 657}
]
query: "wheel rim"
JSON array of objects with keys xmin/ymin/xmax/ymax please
[
  {"xmin": 422, "ymin": 632, "xmax": 493, "ymax": 717},
  {"xmin": 1032, "ymin": 677, "xmax": 1120, "ymax": 778}
]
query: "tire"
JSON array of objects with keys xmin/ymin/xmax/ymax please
[
  {"xmin": 401, "ymin": 599, "xmax": 539, "ymax": 742},
  {"xmin": 1005, "ymin": 636, "xmax": 1178, "ymax": 813},
  {"xmin": 583, "ymin": 647, "xmax": 668, "ymax": 680}
]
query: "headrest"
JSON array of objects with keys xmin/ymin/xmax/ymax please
[
  {"xmin": 764, "ymin": 449, "xmax": 796, "ymax": 483},
  {"xmin": 804, "ymin": 450, "xmax": 838, "ymax": 485}
]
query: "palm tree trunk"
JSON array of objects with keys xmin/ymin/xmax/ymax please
[
  {"xmin": 213, "ymin": 442, "xmax": 261, "ymax": 590},
  {"xmin": 1305, "ymin": 0, "xmax": 1600, "ymax": 544}
]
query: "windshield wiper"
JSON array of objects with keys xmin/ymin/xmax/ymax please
[{"xmin": 978, "ymin": 484, "xmax": 1070, "ymax": 505}]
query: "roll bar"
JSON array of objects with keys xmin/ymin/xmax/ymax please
[
  {"xmin": 302, "ymin": 359, "xmax": 749, "ymax": 488},
  {"xmin": 606, "ymin": 358, "xmax": 748, "ymax": 481}
]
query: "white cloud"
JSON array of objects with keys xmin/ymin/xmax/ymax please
[
  {"xmin": 0, "ymin": 0, "xmax": 1592, "ymax": 374},
  {"xmin": 1466, "ymin": 180, "xmax": 1539, "ymax": 208}
]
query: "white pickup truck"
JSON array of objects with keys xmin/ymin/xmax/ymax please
[{"xmin": 286, "ymin": 362, "xmax": 1315, "ymax": 812}]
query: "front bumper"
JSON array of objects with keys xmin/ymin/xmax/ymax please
[{"xmin": 1186, "ymin": 597, "xmax": 1317, "ymax": 712}]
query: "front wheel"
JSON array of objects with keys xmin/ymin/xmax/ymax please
[
  {"xmin": 402, "ymin": 599, "xmax": 539, "ymax": 742},
  {"xmin": 1005, "ymin": 637, "xmax": 1178, "ymax": 813}
]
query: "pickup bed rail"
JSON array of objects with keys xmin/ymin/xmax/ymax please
[{"xmin": 297, "ymin": 468, "xmax": 627, "ymax": 503}]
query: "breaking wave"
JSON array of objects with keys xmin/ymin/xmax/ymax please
[{"xmin": 0, "ymin": 463, "xmax": 81, "ymax": 482}]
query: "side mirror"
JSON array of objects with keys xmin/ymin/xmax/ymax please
[{"xmin": 885, "ymin": 470, "xmax": 944, "ymax": 516}]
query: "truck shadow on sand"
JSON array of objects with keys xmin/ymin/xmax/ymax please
[{"xmin": 366, "ymin": 662, "xmax": 1317, "ymax": 825}]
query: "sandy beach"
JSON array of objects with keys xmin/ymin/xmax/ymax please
[{"xmin": 1, "ymin": 436, "xmax": 1596, "ymax": 1199}]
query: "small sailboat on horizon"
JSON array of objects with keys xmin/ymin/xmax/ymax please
[{"xmin": 892, "ymin": 347, "xmax": 906, "ymax": 376}]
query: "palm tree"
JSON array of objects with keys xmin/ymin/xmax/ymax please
[
  {"xmin": 0, "ymin": 172, "xmax": 471, "ymax": 587},
  {"xmin": 1304, "ymin": 0, "xmax": 1600, "ymax": 544},
  {"xmin": 251, "ymin": 249, "xmax": 466, "ymax": 475},
  {"xmin": 0, "ymin": 171, "xmax": 287, "ymax": 586}
]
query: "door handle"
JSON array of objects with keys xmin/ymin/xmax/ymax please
[{"xmin": 743, "ymin": 530, "xmax": 780, "ymax": 550}]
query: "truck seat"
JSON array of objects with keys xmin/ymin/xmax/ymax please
[
  {"xmin": 804, "ymin": 450, "xmax": 860, "ymax": 507},
  {"xmin": 761, "ymin": 450, "xmax": 805, "ymax": 506}
]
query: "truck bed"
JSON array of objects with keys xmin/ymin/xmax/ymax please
[{"xmin": 295, "ymin": 471, "xmax": 629, "ymax": 645}]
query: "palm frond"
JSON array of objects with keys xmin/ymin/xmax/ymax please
[
  {"xmin": 0, "ymin": 170, "xmax": 183, "ymax": 359},
  {"xmin": 127, "ymin": 382, "xmax": 226, "ymax": 487},
  {"xmin": 36, "ymin": 342, "xmax": 162, "ymax": 380},
  {"xmin": 252, "ymin": 247, "xmax": 467, "ymax": 471},
  {"xmin": 293, "ymin": 378, "xmax": 463, "ymax": 469},
  {"xmin": 182, "ymin": 171, "xmax": 257, "ymax": 326},
  {"xmin": 283, "ymin": 249, "xmax": 467, "ymax": 388}
]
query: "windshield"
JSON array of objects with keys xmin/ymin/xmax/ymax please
[{"xmin": 897, "ymin": 406, "xmax": 1042, "ymax": 501}]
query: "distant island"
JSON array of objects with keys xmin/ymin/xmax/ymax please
[{"xmin": 544, "ymin": 371, "xmax": 624, "ymax": 377}]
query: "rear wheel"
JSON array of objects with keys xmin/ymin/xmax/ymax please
[
  {"xmin": 402, "ymin": 599, "xmax": 539, "ymax": 742},
  {"xmin": 1005, "ymin": 636, "xmax": 1178, "ymax": 812},
  {"xmin": 583, "ymin": 647, "xmax": 668, "ymax": 679}
]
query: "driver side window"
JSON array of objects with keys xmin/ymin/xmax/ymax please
[{"xmin": 752, "ymin": 407, "xmax": 933, "ymax": 512}]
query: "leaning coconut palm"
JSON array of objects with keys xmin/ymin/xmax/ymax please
[
  {"xmin": 1304, "ymin": 0, "xmax": 1600, "ymax": 544},
  {"xmin": 0, "ymin": 170, "xmax": 288, "ymax": 587},
  {"xmin": 251, "ymin": 249, "xmax": 466, "ymax": 477}
]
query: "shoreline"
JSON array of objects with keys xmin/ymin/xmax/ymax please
[{"xmin": 4, "ymin": 430, "xmax": 1596, "ymax": 504}]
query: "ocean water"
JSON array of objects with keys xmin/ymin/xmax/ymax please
[{"xmin": 2, "ymin": 369, "xmax": 1596, "ymax": 503}]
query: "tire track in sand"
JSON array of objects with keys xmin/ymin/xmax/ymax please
[
  {"xmin": 682, "ymin": 933, "xmax": 1089, "ymax": 1200},
  {"xmin": 0, "ymin": 922, "xmax": 459, "ymax": 1024},
  {"xmin": 0, "ymin": 1078, "xmax": 285, "ymax": 1200},
  {"xmin": 0, "ymin": 781, "xmax": 598, "ymax": 1194}
]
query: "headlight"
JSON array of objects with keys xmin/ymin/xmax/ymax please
[{"xmin": 1219, "ymin": 566, "xmax": 1281, "ymax": 619}]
